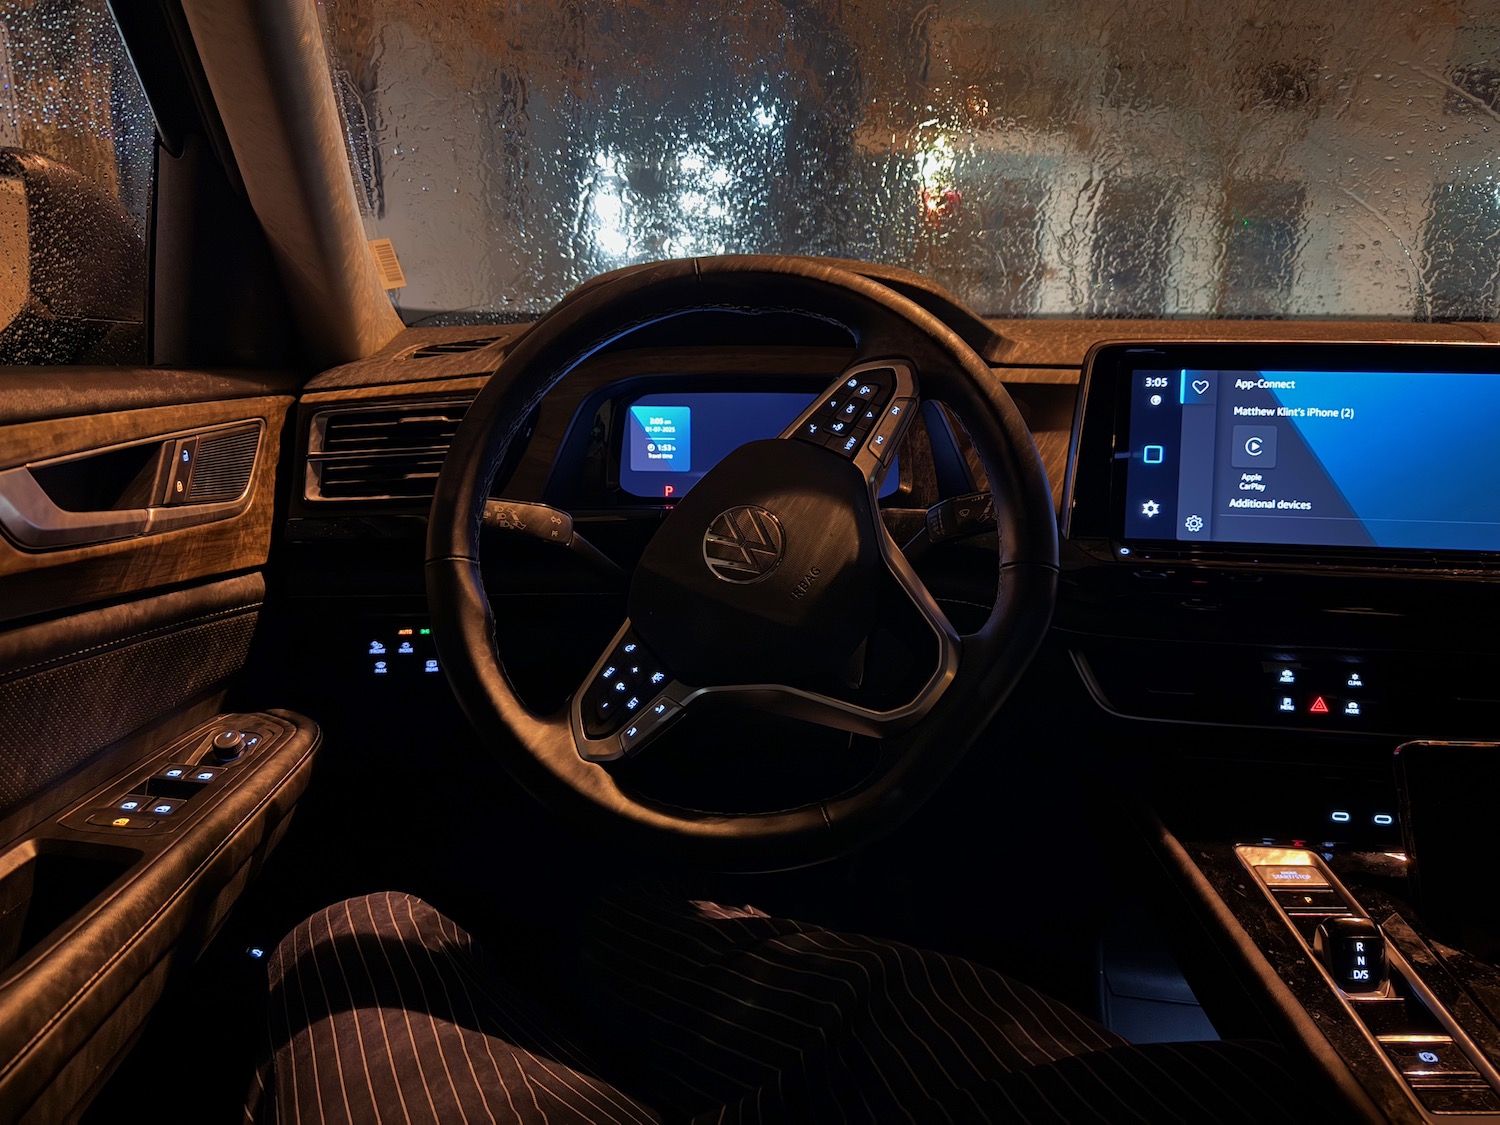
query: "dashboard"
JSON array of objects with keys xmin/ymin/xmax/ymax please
[{"xmin": 286, "ymin": 323, "xmax": 1500, "ymax": 781}]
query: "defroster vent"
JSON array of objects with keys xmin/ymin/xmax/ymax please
[{"xmin": 305, "ymin": 399, "xmax": 473, "ymax": 502}]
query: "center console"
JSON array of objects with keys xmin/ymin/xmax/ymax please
[{"xmin": 1060, "ymin": 341, "xmax": 1500, "ymax": 1120}]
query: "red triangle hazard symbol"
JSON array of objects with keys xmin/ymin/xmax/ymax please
[{"xmin": 1309, "ymin": 696, "xmax": 1329, "ymax": 714}]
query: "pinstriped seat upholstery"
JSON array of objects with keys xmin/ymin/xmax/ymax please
[{"xmin": 268, "ymin": 890, "xmax": 1333, "ymax": 1123}]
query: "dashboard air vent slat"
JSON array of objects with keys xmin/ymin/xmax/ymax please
[
  {"xmin": 306, "ymin": 398, "xmax": 473, "ymax": 502},
  {"xmin": 407, "ymin": 337, "xmax": 504, "ymax": 359}
]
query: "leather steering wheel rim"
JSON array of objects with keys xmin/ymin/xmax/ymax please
[{"xmin": 426, "ymin": 255, "xmax": 1058, "ymax": 870}]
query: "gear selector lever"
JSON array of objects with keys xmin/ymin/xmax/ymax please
[{"xmin": 1315, "ymin": 916, "xmax": 1388, "ymax": 994}]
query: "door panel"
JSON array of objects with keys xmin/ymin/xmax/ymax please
[
  {"xmin": 0, "ymin": 573, "xmax": 264, "ymax": 818},
  {"xmin": 0, "ymin": 369, "xmax": 312, "ymax": 1116},
  {"xmin": 0, "ymin": 389, "xmax": 292, "ymax": 624}
]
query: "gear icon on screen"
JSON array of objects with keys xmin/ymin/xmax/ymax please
[
  {"xmin": 1140, "ymin": 500, "xmax": 1160, "ymax": 518},
  {"xmin": 1183, "ymin": 514, "xmax": 1205, "ymax": 533}
]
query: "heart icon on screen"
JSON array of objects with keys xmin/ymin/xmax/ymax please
[{"xmin": 1191, "ymin": 380, "xmax": 1210, "ymax": 395}]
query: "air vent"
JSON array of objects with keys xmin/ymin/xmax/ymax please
[
  {"xmin": 407, "ymin": 337, "xmax": 504, "ymax": 359},
  {"xmin": 305, "ymin": 399, "xmax": 472, "ymax": 502}
]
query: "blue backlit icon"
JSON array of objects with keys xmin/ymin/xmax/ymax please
[
  {"xmin": 1278, "ymin": 697, "xmax": 1295, "ymax": 712},
  {"xmin": 1344, "ymin": 700, "xmax": 1361, "ymax": 716},
  {"xmin": 424, "ymin": 659, "xmax": 439, "ymax": 673},
  {"xmin": 398, "ymin": 641, "xmax": 415, "ymax": 654},
  {"xmin": 1418, "ymin": 1050, "xmax": 1440, "ymax": 1065},
  {"xmin": 369, "ymin": 641, "xmax": 386, "ymax": 654},
  {"xmin": 1279, "ymin": 668, "xmax": 1295, "ymax": 684},
  {"xmin": 1331, "ymin": 811, "xmax": 1351, "ymax": 823},
  {"xmin": 152, "ymin": 804, "xmax": 173, "ymax": 815},
  {"xmin": 374, "ymin": 661, "xmax": 388, "ymax": 674},
  {"xmin": 120, "ymin": 800, "xmax": 140, "ymax": 811},
  {"xmin": 196, "ymin": 772, "xmax": 214, "ymax": 781},
  {"xmin": 165, "ymin": 768, "xmax": 184, "ymax": 778},
  {"xmin": 624, "ymin": 643, "xmax": 637, "ymax": 654},
  {"xmin": 1142, "ymin": 445, "xmax": 1165, "ymax": 464},
  {"xmin": 1347, "ymin": 672, "xmax": 1363, "ymax": 688},
  {"xmin": 1374, "ymin": 814, "xmax": 1394, "ymax": 826}
]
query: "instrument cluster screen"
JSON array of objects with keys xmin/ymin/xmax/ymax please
[{"xmin": 619, "ymin": 390, "xmax": 899, "ymax": 500}]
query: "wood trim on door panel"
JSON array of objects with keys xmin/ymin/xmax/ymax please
[{"xmin": 0, "ymin": 396, "xmax": 290, "ymax": 623}]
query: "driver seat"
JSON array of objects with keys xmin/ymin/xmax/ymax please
[{"xmin": 265, "ymin": 885, "xmax": 1343, "ymax": 1123}]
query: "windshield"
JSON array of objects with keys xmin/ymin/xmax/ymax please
[{"xmin": 320, "ymin": 1, "xmax": 1500, "ymax": 325}]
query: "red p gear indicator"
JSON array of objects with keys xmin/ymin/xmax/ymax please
[
  {"xmin": 663, "ymin": 484, "xmax": 674, "ymax": 498},
  {"xmin": 1309, "ymin": 696, "xmax": 1330, "ymax": 714}
]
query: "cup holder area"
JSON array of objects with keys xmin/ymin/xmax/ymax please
[{"xmin": 0, "ymin": 839, "xmax": 139, "ymax": 978}]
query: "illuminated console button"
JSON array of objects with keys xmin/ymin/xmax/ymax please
[
  {"xmin": 1381, "ymin": 1040, "xmax": 1479, "ymax": 1080},
  {"xmin": 1256, "ymin": 865, "xmax": 1330, "ymax": 889},
  {"xmin": 1272, "ymin": 887, "xmax": 1348, "ymax": 914}
]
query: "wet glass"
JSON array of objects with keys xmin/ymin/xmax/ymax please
[
  {"xmin": 319, "ymin": 0, "xmax": 1500, "ymax": 324},
  {"xmin": 0, "ymin": 0, "xmax": 153, "ymax": 364}
]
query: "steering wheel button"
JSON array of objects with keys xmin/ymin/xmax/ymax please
[
  {"xmin": 601, "ymin": 665, "xmax": 616, "ymax": 679},
  {"xmin": 625, "ymin": 696, "xmax": 641, "ymax": 711},
  {"xmin": 649, "ymin": 671, "xmax": 666, "ymax": 685}
]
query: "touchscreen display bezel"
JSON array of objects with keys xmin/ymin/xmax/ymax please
[{"xmin": 1066, "ymin": 341, "xmax": 1500, "ymax": 566}]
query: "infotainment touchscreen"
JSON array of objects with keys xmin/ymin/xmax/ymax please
[
  {"xmin": 1115, "ymin": 362, "xmax": 1500, "ymax": 552},
  {"xmin": 618, "ymin": 390, "xmax": 899, "ymax": 500}
]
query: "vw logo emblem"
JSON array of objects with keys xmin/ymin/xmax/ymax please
[{"xmin": 703, "ymin": 506, "xmax": 786, "ymax": 583}]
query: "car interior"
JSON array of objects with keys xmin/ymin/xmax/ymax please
[{"xmin": 4, "ymin": 0, "xmax": 1500, "ymax": 1121}]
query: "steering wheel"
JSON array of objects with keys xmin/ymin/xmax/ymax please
[{"xmin": 427, "ymin": 256, "xmax": 1057, "ymax": 869}]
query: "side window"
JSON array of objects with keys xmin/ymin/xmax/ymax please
[{"xmin": 0, "ymin": 0, "xmax": 154, "ymax": 364}]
